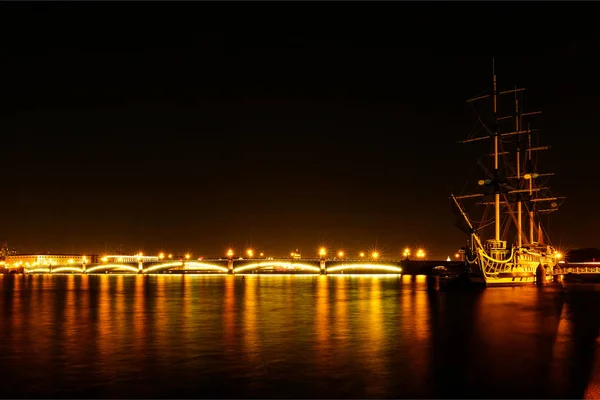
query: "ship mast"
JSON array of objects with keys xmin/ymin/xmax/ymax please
[
  {"xmin": 515, "ymin": 89, "xmax": 522, "ymax": 248},
  {"xmin": 456, "ymin": 59, "xmax": 565, "ymax": 253},
  {"xmin": 492, "ymin": 59, "xmax": 500, "ymax": 242},
  {"xmin": 527, "ymin": 124, "xmax": 535, "ymax": 244}
]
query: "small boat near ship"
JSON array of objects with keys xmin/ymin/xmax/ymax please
[{"xmin": 449, "ymin": 60, "xmax": 565, "ymax": 288}]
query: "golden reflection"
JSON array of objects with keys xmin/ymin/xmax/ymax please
[
  {"xmin": 97, "ymin": 275, "xmax": 112, "ymax": 360},
  {"xmin": 79, "ymin": 274, "xmax": 89, "ymax": 291},
  {"xmin": 114, "ymin": 275, "xmax": 125, "ymax": 340},
  {"xmin": 11, "ymin": 276, "xmax": 23, "ymax": 331},
  {"xmin": 30, "ymin": 275, "xmax": 43, "ymax": 318},
  {"xmin": 62, "ymin": 275, "xmax": 80, "ymax": 365},
  {"xmin": 370, "ymin": 277, "xmax": 382, "ymax": 329},
  {"xmin": 75, "ymin": 275, "xmax": 91, "ymax": 340},
  {"xmin": 133, "ymin": 275, "xmax": 146, "ymax": 352},
  {"xmin": 155, "ymin": 276, "xmax": 166, "ymax": 350},
  {"xmin": 357, "ymin": 276, "xmax": 368, "ymax": 316},
  {"xmin": 65, "ymin": 275, "xmax": 76, "ymax": 334},
  {"xmin": 399, "ymin": 275, "xmax": 431, "ymax": 391},
  {"xmin": 335, "ymin": 277, "xmax": 349, "ymax": 341},
  {"xmin": 39, "ymin": 276, "xmax": 52, "ymax": 330},
  {"xmin": 364, "ymin": 278, "xmax": 385, "ymax": 397},
  {"xmin": 314, "ymin": 276, "xmax": 331, "ymax": 374},
  {"xmin": 243, "ymin": 276, "xmax": 259, "ymax": 359},
  {"xmin": 224, "ymin": 276, "xmax": 236, "ymax": 346},
  {"xmin": 181, "ymin": 276, "xmax": 191, "ymax": 339},
  {"xmin": 315, "ymin": 276, "xmax": 330, "ymax": 346},
  {"xmin": 413, "ymin": 277, "xmax": 429, "ymax": 341}
]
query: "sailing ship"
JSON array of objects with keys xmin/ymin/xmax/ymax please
[{"xmin": 450, "ymin": 60, "xmax": 565, "ymax": 287}]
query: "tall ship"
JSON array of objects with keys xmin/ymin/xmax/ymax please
[{"xmin": 450, "ymin": 60, "xmax": 565, "ymax": 287}]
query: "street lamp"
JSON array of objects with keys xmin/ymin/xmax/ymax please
[
  {"xmin": 319, "ymin": 247, "xmax": 327, "ymax": 258},
  {"xmin": 247, "ymin": 249, "xmax": 254, "ymax": 258},
  {"xmin": 227, "ymin": 249, "xmax": 234, "ymax": 258},
  {"xmin": 359, "ymin": 251, "xmax": 365, "ymax": 258},
  {"xmin": 416, "ymin": 249, "xmax": 425, "ymax": 259},
  {"xmin": 337, "ymin": 250, "xmax": 345, "ymax": 259},
  {"xmin": 185, "ymin": 253, "xmax": 191, "ymax": 260},
  {"xmin": 159, "ymin": 252, "xmax": 165, "ymax": 260},
  {"xmin": 371, "ymin": 251, "xmax": 379, "ymax": 260},
  {"xmin": 403, "ymin": 248, "xmax": 411, "ymax": 258}
]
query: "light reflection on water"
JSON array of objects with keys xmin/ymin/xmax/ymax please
[{"xmin": 1, "ymin": 274, "xmax": 600, "ymax": 398}]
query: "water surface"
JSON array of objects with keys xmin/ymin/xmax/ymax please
[{"xmin": 1, "ymin": 274, "xmax": 599, "ymax": 398}]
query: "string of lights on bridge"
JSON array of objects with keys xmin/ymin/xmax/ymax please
[{"xmin": 99, "ymin": 246, "xmax": 435, "ymax": 263}]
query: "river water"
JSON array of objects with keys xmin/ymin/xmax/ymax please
[{"xmin": 1, "ymin": 274, "xmax": 599, "ymax": 399}]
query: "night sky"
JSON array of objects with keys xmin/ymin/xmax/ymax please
[{"xmin": 3, "ymin": 3, "xmax": 600, "ymax": 259}]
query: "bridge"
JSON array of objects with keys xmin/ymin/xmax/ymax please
[
  {"xmin": 23, "ymin": 258, "xmax": 464, "ymax": 275},
  {"xmin": 554, "ymin": 262, "xmax": 600, "ymax": 275}
]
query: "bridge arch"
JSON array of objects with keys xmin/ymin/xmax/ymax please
[
  {"xmin": 234, "ymin": 261, "xmax": 320, "ymax": 274},
  {"xmin": 52, "ymin": 266, "xmax": 85, "ymax": 274},
  {"xmin": 183, "ymin": 262, "xmax": 228, "ymax": 273},
  {"xmin": 143, "ymin": 262, "xmax": 184, "ymax": 273},
  {"xmin": 86, "ymin": 264, "xmax": 139, "ymax": 274},
  {"xmin": 26, "ymin": 268, "xmax": 51, "ymax": 274},
  {"xmin": 326, "ymin": 263, "xmax": 403, "ymax": 274}
]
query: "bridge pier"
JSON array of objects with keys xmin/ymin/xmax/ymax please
[
  {"xmin": 227, "ymin": 259, "xmax": 234, "ymax": 275},
  {"xmin": 320, "ymin": 260, "xmax": 327, "ymax": 275},
  {"xmin": 138, "ymin": 262, "xmax": 143, "ymax": 274}
]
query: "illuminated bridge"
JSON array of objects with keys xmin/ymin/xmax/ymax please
[
  {"xmin": 554, "ymin": 262, "xmax": 600, "ymax": 275},
  {"xmin": 23, "ymin": 258, "xmax": 463, "ymax": 275}
]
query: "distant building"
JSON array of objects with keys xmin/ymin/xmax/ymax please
[
  {"xmin": 3, "ymin": 254, "xmax": 98, "ymax": 269},
  {"xmin": 0, "ymin": 242, "xmax": 17, "ymax": 259},
  {"xmin": 290, "ymin": 249, "xmax": 301, "ymax": 260},
  {"xmin": 100, "ymin": 255, "xmax": 159, "ymax": 263}
]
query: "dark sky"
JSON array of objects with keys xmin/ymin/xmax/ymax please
[{"xmin": 3, "ymin": 2, "xmax": 600, "ymax": 259}]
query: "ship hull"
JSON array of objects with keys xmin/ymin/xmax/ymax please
[
  {"xmin": 465, "ymin": 246, "xmax": 558, "ymax": 288},
  {"xmin": 480, "ymin": 273, "xmax": 536, "ymax": 286}
]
